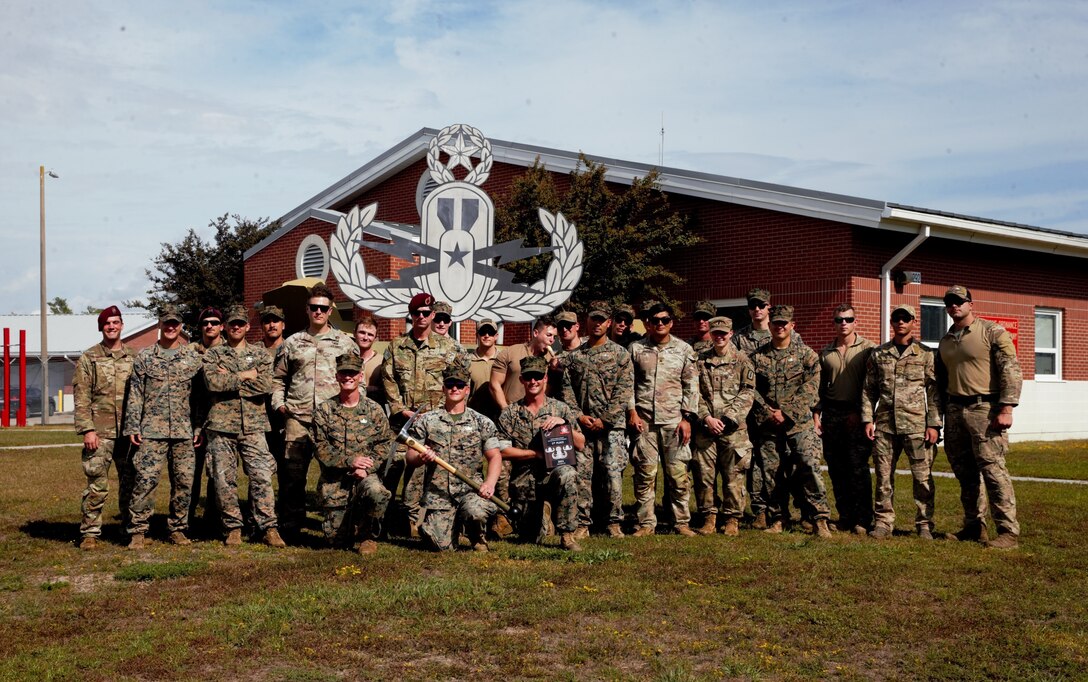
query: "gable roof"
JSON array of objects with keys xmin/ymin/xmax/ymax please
[
  {"xmin": 0, "ymin": 313, "xmax": 158, "ymax": 356},
  {"xmin": 246, "ymin": 127, "xmax": 1088, "ymax": 261}
]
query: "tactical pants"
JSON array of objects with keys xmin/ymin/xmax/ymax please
[
  {"xmin": 280, "ymin": 416, "xmax": 315, "ymax": 532},
  {"xmin": 207, "ymin": 430, "xmax": 278, "ymax": 533},
  {"xmin": 80, "ymin": 436, "xmax": 134, "ymax": 538},
  {"xmin": 632, "ymin": 423, "xmax": 692, "ymax": 529},
  {"xmin": 319, "ymin": 472, "xmax": 391, "ymax": 547},
  {"xmin": 872, "ymin": 431, "xmax": 934, "ymax": 531},
  {"xmin": 267, "ymin": 411, "xmax": 288, "ymax": 523},
  {"xmin": 746, "ymin": 414, "xmax": 767, "ymax": 516},
  {"xmin": 587, "ymin": 429, "xmax": 629, "ymax": 526},
  {"xmin": 820, "ymin": 405, "xmax": 874, "ymax": 529},
  {"xmin": 128, "ymin": 438, "xmax": 195, "ymax": 535},
  {"xmin": 692, "ymin": 429, "xmax": 752, "ymax": 519},
  {"xmin": 421, "ymin": 493, "xmax": 498, "ymax": 551},
  {"xmin": 379, "ymin": 450, "xmax": 426, "ymax": 534},
  {"xmin": 944, "ymin": 402, "xmax": 1019, "ymax": 536},
  {"xmin": 510, "ymin": 463, "xmax": 579, "ymax": 538},
  {"xmin": 759, "ymin": 427, "xmax": 830, "ymax": 523}
]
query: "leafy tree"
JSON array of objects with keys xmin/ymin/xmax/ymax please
[
  {"xmin": 47, "ymin": 297, "xmax": 73, "ymax": 315},
  {"xmin": 83, "ymin": 305, "xmax": 103, "ymax": 315},
  {"xmin": 127, "ymin": 214, "xmax": 279, "ymax": 327},
  {"xmin": 494, "ymin": 156, "xmax": 700, "ymax": 313}
]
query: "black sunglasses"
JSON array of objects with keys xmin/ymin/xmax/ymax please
[
  {"xmin": 693, "ymin": 312, "xmax": 713, "ymax": 321},
  {"xmin": 411, "ymin": 309, "xmax": 433, "ymax": 317},
  {"xmin": 943, "ymin": 298, "xmax": 967, "ymax": 307},
  {"xmin": 748, "ymin": 302, "xmax": 768, "ymax": 310},
  {"xmin": 201, "ymin": 319, "xmax": 222, "ymax": 326},
  {"xmin": 308, "ymin": 304, "xmax": 331, "ymax": 313},
  {"xmin": 891, "ymin": 314, "xmax": 915, "ymax": 323},
  {"xmin": 557, "ymin": 322, "xmax": 576, "ymax": 331},
  {"xmin": 650, "ymin": 316, "xmax": 673, "ymax": 326},
  {"xmin": 434, "ymin": 314, "xmax": 452, "ymax": 324},
  {"xmin": 521, "ymin": 372, "xmax": 546, "ymax": 382},
  {"xmin": 443, "ymin": 380, "xmax": 468, "ymax": 389},
  {"xmin": 833, "ymin": 316, "xmax": 855, "ymax": 324}
]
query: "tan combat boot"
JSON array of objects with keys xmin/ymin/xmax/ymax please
[
  {"xmin": 127, "ymin": 534, "xmax": 145, "ymax": 550},
  {"xmin": 763, "ymin": 520, "xmax": 783, "ymax": 534},
  {"xmin": 868, "ymin": 526, "xmax": 892, "ymax": 539},
  {"xmin": 357, "ymin": 539, "xmax": 378, "ymax": 555},
  {"xmin": 490, "ymin": 514, "xmax": 514, "ymax": 539},
  {"xmin": 986, "ymin": 533, "xmax": 1018, "ymax": 550},
  {"xmin": 224, "ymin": 529, "xmax": 243, "ymax": 546},
  {"xmin": 560, "ymin": 532, "xmax": 583, "ymax": 552},
  {"xmin": 815, "ymin": 519, "xmax": 833, "ymax": 538},
  {"xmin": 606, "ymin": 523, "xmax": 625, "ymax": 538},
  {"xmin": 721, "ymin": 517, "xmax": 740, "ymax": 537},
  {"xmin": 954, "ymin": 522, "xmax": 989, "ymax": 543},
  {"xmin": 632, "ymin": 525, "xmax": 655, "ymax": 537},
  {"xmin": 572, "ymin": 526, "xmax": 590, "ymax": 541},
  {"xmin": 263, "ymin": 528, "xmax": 286, "ymax": 548},
  {"xmin": 169, "ymin": 531, "xmax": 192, "ymax": 546},
  {"xmin": 675, "ymin": 524, "xmax": 697, "ymax": 537},
  {"xmin": 79, "ymin": 537, "xmax": 97, "ymax": 551},
  {"xmin": 752, "ymin": 511, "xmax": 768, "ymax": 530},
  {"xmin": 694, "ymin": 513, "xmax": 717, "ymax": 536}
]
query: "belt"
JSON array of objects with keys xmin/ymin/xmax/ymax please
[
  {"xmin": 948, "ymin": 394, "xmax": 997, "ymax": 406},
  {"xmin": 822, "ymin": 399, "xmax": 860, "ymax": 410}
]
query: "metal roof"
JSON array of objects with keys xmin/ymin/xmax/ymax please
[{"xmin": 0, "ymin": 313, "xmax": 157, "ymax": 356}]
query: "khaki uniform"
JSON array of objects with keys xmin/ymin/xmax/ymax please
[
  {"xmin": 863, "ymin": 340, "xmax": 942, "ymax": 532},
  {"xmin": 937, "ymin": 318, "xmax": 1023, "ymax": 536},
  {"xmin": 817, "ymin": 334, "xmax": 875, "ymax": 529},
  {"xmin": 468, "ymin": 349, "xmax": 502, "ymax": 421},
  {"xmin": 73, "ymin": 342, "xmax": 136, "ymax": 538}
]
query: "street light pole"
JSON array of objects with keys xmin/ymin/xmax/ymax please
[{"xmin": 39, "ymin": 166, "xmax": 58, "ymax": 426}]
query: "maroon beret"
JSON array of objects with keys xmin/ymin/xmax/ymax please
[
  {"xmin": 199, "ymin": 307, "xmax": 223, "ymax": 322},
  {"xmin": 408, "ymin": 293, "xmax": 435, "ymax": 312},
  {"xmin": 97, "ymin": 305, "xmax": 123, "ymax": 330}
]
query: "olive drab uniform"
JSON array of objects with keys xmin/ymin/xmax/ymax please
[
  {"xmin": 497, "ymin": 397, "xmax": 582, "ymax": 539},
  {"xmin": 123, "ymin": 343, "xmax": 204, "ymax": 537},
  {"xmin": 561, "ymin": 339, "xmax": 635, "ymax": 528},
  {"xmin": 74, "ymin": 342, "xmax": 136, "ymax": 538},
  {"xmin": 408, "ymin": 408, "xmax": 506, "ymax": 550},
  {"xmin": 862, "ymin": 339, "xmax": 941, "ymax": 533},
  {"xmin": 203, "ymin": 342, "xmax": 279, "ymax": 535},
  {"xmin": 271, "ymin": 328, "xmax": 358, "ymax": 532},
  {"xmin": 751, "ymin": 338, "xmax": 831, "ymax": 524},
  {"xmin": 694, "ymin": 344, "xmax": 756, "ymax": 522},
  {"xmin": 937, "ymin": 317, "xmax": 1023, "ymax": 538},
  {"xmin": 311, "ymin": 396, "xmax": 393, "ymax": 546}
]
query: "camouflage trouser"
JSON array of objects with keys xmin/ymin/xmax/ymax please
[
  {"xmin": 379, "ymin": 448, "xmax": 426, "ymax": 533},
  {"xmin": 587, "ymin": 429, "xmax": 628, "ymax": 525},
  {"xmin": 128, "ymin": 438, "xmax": 195, "ymax": 535},
  {"xmin": 692, "ymin": 429, "xmax": 752, "ymax": 519},
  {"xmin": 80, "ymin": 436, "xmax": 134, "ymax": 538},
  {"xmin": 944, "ymin": 402, "xmax": 1019, "ymax": 536},
  {"xmin": 280, "ymin": 416, "xmax": 315, "ymax": 532},
  {"xmin": 872, "ymin": 432, "xmax": 934, "ymax": 531},
  {"xmin": 421, "ymin": 493, "xmax": 499, "ymax": 551},
  {"xmin": 820, "ymin": 406, "xmax": 874, "ymax": 528},
  {"xmin": 207, "ymin": 431, "xmax": 278, "ymax": 533},
  {"xmin": 746, "ymin": 415, "xmax": 767, "ymax": 515},
  {"xmin": 632, "ymin": 423, "xmax": 692, "ymax": 529},
  {"xmin": 318, "ymin": 472, "xmax": 391, "ymax": 547},
  {"xmin": 510, "ymin": 463, "xmax": 579, "ymax": 538},
  {"xmin": 267, "ymin": 414, "xmax": 287, "ymax": 523},
  {"xmin": 759, "ymin": 427, "xmax": 830, "ymax": 523}
]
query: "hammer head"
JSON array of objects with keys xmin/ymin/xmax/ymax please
[{"xmin": 396, "ymin": 405, "xmax": 424, "ymax": 442}]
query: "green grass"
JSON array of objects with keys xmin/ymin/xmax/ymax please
[
  {"xmin": 932, "ymin": 439, "xmax": 1088, "ymax": 481},
  {"xmin": 0, "ymin": 442, "xmax": 1085, "ymax": 680},
  {"xmin": 0, "ymin": 427, "xmax": 81, "ymax": 447}
]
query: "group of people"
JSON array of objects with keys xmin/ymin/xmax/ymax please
[{"xmin": 73, "ymin": 281, "xmax": 1023, "ymax": 555}]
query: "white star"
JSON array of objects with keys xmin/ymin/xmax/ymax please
[{"xmin": 440, "ymin": 132, "xmax": 475, "ymax": 170}]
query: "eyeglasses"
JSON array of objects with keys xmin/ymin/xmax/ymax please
[
  {"xmin": 650, "ymin": 316, "xmax": 673, "ymax": 326},
  {"xmin": 478, "ymin": 328, "xmax": 496, "ymax": 337},
  {"xmin": 748, "ymin": 302, "xmax": 769, "ymax": 310},
  {"xmin": 891, "ymin": 315, "xmax": 914, "ymax": 323},
  {"xmin": 833, "ymin": 316, "xmax": 855, "ymax": 324},
  {"xmin": 433, "ymin": 315, "xmax": 452, "ymax": 324},
  {"xmin": 410, "ymin": 309, "xmax": 433, "ymax": 317},
  {"xmin": 521, "ymin": 372, "xmax": 546, "ymax": 382},
  {"xmin": 557, "ymin": 322, "xmax": 576, "ymax": 331},
  {"xmin": 443, "ymin": 380, "xmax": 468, "ymax": 390},
  {"xmin": 308, "ymin": 304, "xmax": 331, "ymax": 313},
  {"xmin": 201, "ymin": 320, "xmax": 222, "ymax": 327},
  {"xmin": 943, "ymin": 298, "xmax": 967, "ymax": 307},
  {"xmin": 693, "ymin": 313, "xmax": 713, "ymax": 321}
]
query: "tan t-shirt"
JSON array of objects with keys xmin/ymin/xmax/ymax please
[{"xmin": 491, "ymin": 342, "xmax": 536, "ymax": 405}]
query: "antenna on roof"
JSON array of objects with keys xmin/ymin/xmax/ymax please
[{"xmin": 658, "ymin": 112, "xmax": 665, "ymax": 166}]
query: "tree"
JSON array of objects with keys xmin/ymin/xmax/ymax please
[
  {"xmin": 83, "ymin": 305, "xmax": 103, "ymax": 315},
  {"xmin": 127, "ymin": 214, "xmax": 280, "ymax": 327},
  {"xmin": 494, "ymin": 156, "xmax": 700, "ymax": 313},
  {"xmin": 47, "ymin": 297, "xmax": 73, "ymax": 315}
]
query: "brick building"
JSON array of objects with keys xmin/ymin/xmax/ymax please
[{"xmin": 243, "ymin": 127, "xmax": 1088, "ymax": 441}]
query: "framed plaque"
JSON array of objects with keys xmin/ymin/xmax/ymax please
[{"xmin": 541, "ymin": 423, "xmax": 576, "ymax": 470}]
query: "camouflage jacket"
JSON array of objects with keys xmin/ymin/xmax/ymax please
[
  {"xmin": 862, "ymin": 340, "xmax": 941, "ymax": 435},
  {"xmin": 751, "ymin": 339, "xmax": 820, "ymax": 435},
  {"xmin": 695, "ymin": 345, "xmax": 756, "ymax": 431},
  {"xmin": 409, "ymin": 408, "xmax": 507, "ymax": 510},
  {"xmin": 381, "ymin": 332, "xmax": 466, "ymax": 415},
  {"xmin": 123, "ymin": 343, "xmax": 203, "ymax": 439},
  {"xmin": 629, "ymin": 336, "xmax": 699, "ymax": 425},
  {"xmin": 272, "ymin": 328, "xmax": 358, "ymax": 424},
  {"xmin": 189, "ymin": 341, "xmax": 221, "ymax": 431},
  {"xmin": 312, "ymin": 396, "xmax": 392, "ymax": 473},
  {"xmin": 936, "ymin": 318, "xmax": 1023, "ymax": 408},
  {"xmin": 687, "ymin": 336, "xmax": 713, "ymax": 355},
  {"xmin": 498, "ymin": 397, "xmax": 582, "ymax": 481},
  {"xmin": 73, "ymin": 342, "xmax": 136, "ymax": 438},
  {"xmin": 560, "ymin": 339, "xmax": 634, "ymax": 429},
  {"xmin": 203, "ymin": 342, "xmax": 273, "ymax": 435},
  {"xmin": 734, "ymin": 325, "xmax": 803, "ymax": 354}
]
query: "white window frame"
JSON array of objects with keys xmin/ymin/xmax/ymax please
[
  {"xmin": 1034, "ymin": 308, "xmax": 1062, "ymax": 381},
  {"xmin": 295, "ymin": 234, "xmax": 330, "ymax": 280},
  {"xmin": 919, "ymin": 297, "xmax": 951, "ymax": 349}
]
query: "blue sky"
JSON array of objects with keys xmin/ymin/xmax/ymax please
[{"xmin": 2, "ymin": 0, "xmax": 1086, "ymax": 313}]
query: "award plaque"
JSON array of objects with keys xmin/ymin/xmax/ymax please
[{"xmin": 541, "ymin": 423, "xmax": 576, "ymax": 470}]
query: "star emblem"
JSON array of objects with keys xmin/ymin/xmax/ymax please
[
  {"xmin": 440, "ymin": 132, "xmax": 475, "ymax": 170},
  {"xmin": 446, "ymin": 243, "xmax": 470, "ymax": 267}
]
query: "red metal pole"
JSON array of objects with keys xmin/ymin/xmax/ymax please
[
  {"xmin": 18, "ymin": 330, "xmax": 27, "ymax": 427},
  {"xmin": 2, "ymin": 328, "xmax": 9, "ymax": 428}
]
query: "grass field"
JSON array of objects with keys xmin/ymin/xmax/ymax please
[{"xmin": 0, "ymin": 430, "xmax": 1085, "ymax": 680}]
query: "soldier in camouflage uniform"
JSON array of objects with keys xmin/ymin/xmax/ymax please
[
  {"xmin": 271, "ymin": 283, "xmax": 358, "ymax": 538},
  {"xmin": 189, "ymin": 306, "xmax": 224, "ymax": 531},
  {"xmin": 406, "ymin": 364, "xmax": 506, "ymax": 552},
  {"xmin": 203, "ymin": 306, "xmax": 284, "ymax": 548},
  {"xmin": 312, "ymin": 354, "xmax": 394, "ymax": 554},
  {"xmin": 561, "ymin": 301, "xmax": 634, "ymax": 538},
  {"xmin": 431, "ymin": 301, "xmax": 456, "ymax": 340},
  {"xmin": 628, "ymin": 302, "xmax": 700, "ymax": 537},
  {"xmin": 862, "ymin": 305, "xmax": 941, "ymax": 539},
  {"xmin": 687, "ymin": 300, "xmax": 717, "ymax": 355},
  {"xmin": 817, "ymin": 304, "xmax": 875, "ymax": 534},
  {"xmin": 609, "ymin": 304, "xmax": 642, "ymax": 348},
  {"xmin": 260, "ymin": 305, "xmax": 288, "ymax": 523},
  {"xmin": 74, "ymin": 305, "xmax": 136, "ymax": 549},
  {"xmin": 692, "ymin": 317, "xmax": 756, "ymax": 537},
  {"xmin": 499, "ymin": 356, "xmax": 586, "ymax": 551},
  {"xmin": 750, "ymin": 305, "xmax": 832, "ymax": 537},
  {"xmin": 381, "ymin": 292, "xmax": 467, "ymax": 536},
  {"xmin": 123, "ymin": 306, "xmax": 204, "ymax": 549},
  {"xmin": 936, "ymin": 285, "xmax": 1023, "ymax": 549}
]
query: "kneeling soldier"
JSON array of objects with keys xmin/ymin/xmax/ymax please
[
  {"xmin": 693, "ymin": 317, "xmax": 756, "ymax": 536},
  {"xmin": 406, "ymin": 364, "xmax": 506, "ymax": 552},
  {"xmin": 312, "ymin": 354, "xmax": 394, "ymax": 553},
  {"xmin": 499, "ymin": 356, "xmax": 587, "ymax": 551}
]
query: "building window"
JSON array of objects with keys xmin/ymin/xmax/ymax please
[
  {"xmin": 295, "ymin": 235, "xmax": 329, "ymax": 280},
  {"xmin": 1034, "ymin": 309, "xmax": 1062, "ymax": 379},
  {"xmin": 919, "ymin": 297, "xmax": 950, "ymax": 348},
  {"xmin": 710, "ymin": 298, "xmax": 748, "ymax": 332}
]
